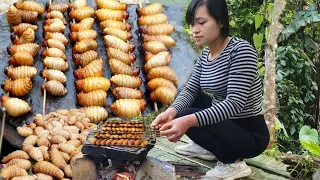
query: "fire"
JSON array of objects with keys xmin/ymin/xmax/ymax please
[{"xmin": 116, "ymin": 172, "xmax": 131, "ymax": 180}]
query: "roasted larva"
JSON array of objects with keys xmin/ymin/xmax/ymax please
[
  {"xmin": 69, "ymin": 7, "xmax": 94, "ymax": 22},
  {"xmin": 0, "ymin": 96, "xmax": 31, "ymax": 117},
  {"xmin": 19, "ymin": 10, "xmax": 38, "ymax": 24},
  {"xmin": 73, "ymin": 50, "xmax": 98, "ymax": 67},
  {"xmin": 41, "ymin": 48, "xmax": 67, "ymax": 60},
  {"xmin": 41, "ymin": 80, "xmax": 67, "ymax": 96},
  {"xmin": 42, "ymin": 39, "xmax": 65, "ymax": 52},
  {"xmin": 5, "ymin": 65, "xmax": 37, "ymax": 80},
  {"xmin": 73, "ymin": 59, "xmax": 104, "ymax": 79},
  {"xmin": 11, "ymin": 23, "xmax": 38, "ymax": 36},
  {"xmin": 70, "ymin": 29, "xmax": 97, "ymax": 41},
  {"xmin": 147, "ymin": 66, "xmax": 178, "ymax": 85},
  {"xmin": 143, "ymin": 41, "xmax": 167, "ymax": 54},
  {"xmin": 141, "ymin": 34, "xmax": 175, "ymax": 48},
  {"xmin": 150, "ymin": 87, "xmax": 177, "ymax": 105},
  {"xmin": 9, "ymin": 51, "xmax": 34, "ymax": 66},
  {"xmin": 48, "ymin": 3, "xmax": 69, "ymax": 13},
  {"xmin": 140, "ymin": 24, "xmax": 175, "ymax": 35},
  {"xmin": 100, "ymin": 20, "xmax": 131, "ymax": 31},
  {"xmin": 147, "ymin": 78, "xmax": 177, "ymax": 92},
  {"xmin": 15, "ymin": 1, "xmax": 45, "ymax": 15},
  {"xmin": 45, "ymin": 11, "xmax": 67, "ymax": 24},
  {"xmin": 103, "ymin": 27, "xmax": 132, "ymax": 41},
  {"xmin": 72, "ymin": 39, "xmax": 97, "ymax": 53},
  {"xmin": 144, "ymin": 51, "xmax": 172, "ymax": 72},
  {"xmin": 45, "ymin": 32, "xmax": 68, "ymax": 45},
  {"xmin": 44, "ymin": 23, "xmax": 66, "ymax": 33},
  {"xmin": 70, "ymin": 18, "xmax": 95, "ymax": 32},
  {"xmin": 95, "ymin": 9, "xmax": 128, "ymax": 22},
  {"xmin": 2, "ymin": 78, "xmax": 32, "ymax": 97},
  {"xmin": 7, "ymin": 5, "xmax": 21, "ymax": 26},
  {"xmin": 138, "ymin": 13, "xmax": 168, "ymax": 26},
  {"xmin": 77, "ymin": 90, "xmax": 107, "ymax": 107},
  {"xmin": 43, "ymin": 57, "xmax": 68, "ymax": 72},
  {"xmin": 44, "ymin": 18, "xmax": 64, "ymax": 26},
  {"xmin": 7, "ymin": 43, "xmax": 40, "ymax": 57},
  {"xmin": 75, "ymin": 77, "xmax": 111, "ymax": 92},
  {"xmin": 82, "ymin": 106, "xmax": 108, "ymax": 124},
  {"xmin": 12, "ymin": 28, "xmax": 35, "ymax": 45},
  {"xmin": 110, "ymin": 74, "xmax": 142, "ymax": 88},
  {"xmin": 137, "ymin": 3, "xmax": 163, "ymax": 16},
  {"xmin": 69, "ymin": 0, "xmax": 86, "ymax": 10},
  {"xmin": 107, "ymin": 47, "xmax": 135, "ymax": 65},
  {"xmin": 96, "ymin": 0, "xmax": 127, "ymax": 10},
  {"xmin": 112, "ymin": 87, "xmax": 143, "ymax": 99},
  {"xmin": 104, "ymin": 35, "xmax": 135, "ymax": 53},
  {"xmin": 109, "ymin": 99, "xmax": 147, "ymax": 117},
  {"xmin": 41, "ymin": 69, "xmax": 67, "ymax": 83},
  {"xmin": 109, "ymin": 59, "xmax": 140, "ymax": 76}
]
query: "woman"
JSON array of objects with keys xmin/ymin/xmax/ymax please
[{"xmin": 151, "ymin": 0, "xmax": 270, "ymax": 179}]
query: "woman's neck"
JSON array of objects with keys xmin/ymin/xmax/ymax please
[{"xmin": 208, "ymin": 36, "xmax": 230, "ymax": 61}]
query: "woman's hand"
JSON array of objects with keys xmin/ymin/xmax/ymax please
[
  {"xmin": 160, "ymin": 114, "xmax": 198, "ymax": 142},
  {"xmin": 151, "ymin": 108, "xmax": 177, "ymax": 130}
]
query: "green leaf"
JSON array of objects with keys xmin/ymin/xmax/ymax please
[
  {"xmin": 301, "ymin": 140, "xmax": 320, "ymax": 156},
  {"xmin": 276, "ymin": 118, "xmax": 289, "ymax": 138},
  {"xmin": 253, "ymin": 33, "xmax": 264, "ymax": 51},
  {"xmin": 304, "ymin": 36, "xmax": 319, "ymax": 50},
  {"xmin": 255, "ymin": 14, "xmax": 264, "ymax": 30},
  {"xmin": 299, "ymin": 125, "xmax": 318, "ymax": 144}
]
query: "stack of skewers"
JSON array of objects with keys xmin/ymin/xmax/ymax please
[
  {"xmin": 41, "ymin": 2, "xmax": 69, "ymax": 97},
  {"xmin": 137, "ymin": 3, "xmax": 179, "ymax": 107},
  {"xmin": 94, "ymin": 0, "xmax": 147, "ymax": 118},
  {"xmin": 1, "ymin": 1, "xmax": 45, "ymax": 117}
]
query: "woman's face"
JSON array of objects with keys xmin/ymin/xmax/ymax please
[{"xmin": 191, "ymin": 4, "xmax": 223, "ymax": 46}]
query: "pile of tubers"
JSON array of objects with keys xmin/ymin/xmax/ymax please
[{"xmin": 1, "ymin": 108, "xmax": 101, "ymax": 179}]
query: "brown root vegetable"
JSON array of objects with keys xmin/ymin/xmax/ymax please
[
  {"xmin": 104, "ymin": 35, "xmax": 134, "ymax": 53},
  {"xmin": 110, "ymin": 74, "xmax": 142, "ymax": 88},
  {"xmin": 77, "ymin": 90, "xmax": 107, "ymax": 107},
  {"xmin": 33, "ymin": 173, "xmax": 54, "ymax": 180},
  {"xmin": 70, "ymin": 29, "xmax": 97, "ymax": 41},
  {"xmin": 0, "ymin": 96, "xmax": 31, "ymax": 117},
  {"xmin": 107, "ymin": 47, "xmax": 135, "ymax": 65},
  {"xmin": 143, "ymin": 41, "xmax": 167, "ymax": 54},
  {"xmin": 17, "ymin": 126, "xmax": 33, "ymax": 137},
  {"xmin": 6, "ymin": 65, "xmax": 37, "ymax": 80},
  {"xmin": 73, "ymin": 59, "xmax": 103, "ymax": 79},
  {"xmin": 41, "ymin": 69, "xmax": 67, "ymax": 84},
  {"xmin": 140, "ymin": 24, "xmax": 175, "ymax": 36},
  {"xmin": 41, "ymin": 48, "xmax": 67, "ymax": 60},
  {"xmin": 45, "ymin": 11, "xmax": 67, "ymax": 24},
  {"xmin": 70, "ymin": 18, "xmax": 94, "ymax": 32},
  {"xmin": 8, "ymin": 43, "xmax": 40, "ymax": 56},
  {"xmin": 147, "ymin": 78, "xmax": 177, "ymax": 92},
  {"xmin": 69, "ymin": 0, "xmax": 86, "ymax": 10},
  {"xmin": 9, "ymin": 51, "xmax": 34, "ymax": 66},
  {"xmin": 7, "ymin": 5, "xmax": 21, "ymax": 25},
  {"xmin": 12, "ymin": 23, "xmax": 38, "ymax": 36},
  {"xmin": 103, "ymin": 27, "xmax": 132, "ymax": 41},
  {"xmin": 137, "ymin": 3, "xmax": 163, "ymax": 16},
  {"xmin": 6, "ymin": 159, "xmax": 31, "ymax": 170},
  {"xmin": 96, "ymin": 0, "xmax": 127, "ymax": 10},
  {"xmin": 109, "ymin": 99, "xmax": 147, "ymax": 117},
  {"xmin": 147, "ymin": 66, "xmax": 178, "ymax": 85},
  {"xmin": 144, "ymin": 51, "xmax": 171, "ymax": 72},
  {"xmin": 82, "ymin": 106, "xmax": 108, "ymax": 124},
  {"xmin": 64, "ymin": 164, "xmax": 73, "ymax": 178},
  {"xmin": 13, "ymin": 28, "xmax": 35, "ymax": 45},
  {"xmin": 33, "ymin": 161, "xmax": 64, "ymax": 179},
  {"xmin": 0, "ymin": 165, "xmax": 28, "ymax": 179},
  {"xmin": 69, "ymin": 7, "xmax": 94, "ymax": 22},
  {"xmin": 109, "ymin": 59, "xmax": 140, "ymax": 76},
  {"xmin": 41, "ymin": 80, "xmax": 67, "ymax": 96},
  {"xmin": 150, "ymin": 87, "xmax": 177, "ymax": 105},
  {"xmin": 44, "ymin": 23, "xmax": 66, "ymax": 33},
  {"xmin": 95, "ymin": 9, "xmax": 128, "ymax": 22},
  {"xmin": 138, "ymin": 13, "xmax": 168, "ymax": 26},
  {"xmin": 36, "ymin": 137, "xmax": 50, "ymax": 147},
  {"xmin": 73, "ymin": 50, "xmax": 98, "ymax": 67},
  {"xmin": 2, "ymin": 78, "xmax": 32, "ymax": 97},
  {"xmin": 43, "ymin": 57, "xmax": 68, "ymax": 72},
  {"xmin": 45, "ymin": 32, "xmax": 68, "ymax": 45},
  {"xmin": 19, "ymin": 10, "xmax": 38, "ymax": 24},
  {"xmin": 23, "ymin": 135, "xmax": 38, "ymax": 146},
  {"xmin": 112, "ymin": 87, "xmax": 143, "ymax": 99},
  {"xmin": 38, "ymin": 146, "xmax": 50, "ymax": 161},
  {"xmin": 42, "ymin": 39, "xmax": 65, "ymax": 52},
  {"xmin": 48, "ymin": 3, "xmax": 69, "ymax": 13},
  {"xmin": 75, "ymin": 77, "xmax": 110, "ymax": 92},
  {"xmin": 72, "ymin": 39, "xmax": 97, "ymax": 54},
  {"xmin": 15, "ymin": 1, "xmax": 45, "ymax": 14},
  {"xmin": 2, "ymin": 150, "xmax": 29, "ymax": 163},
  {"xmin": 49, "ymin": 148, "xmax": 67, "ymax": 169},
  {"xmin": 100, "ymin": 20, "xmax": 131, "ymax": 31},
  {"xmin": 141, "ymin": 34, "xmax": 175, "ymax": 48},
  {"xmin": 50, "ymin": 135, "xmax": 67, "ymax": 144}
]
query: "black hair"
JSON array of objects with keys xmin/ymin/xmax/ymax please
[{"xmin": 186, "ymin": 0, "xmax": 230, "ymax": 38}]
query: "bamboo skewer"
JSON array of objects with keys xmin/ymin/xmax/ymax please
[{"xmin": 0, "ymin": 107, "xmax": 6, "ymax": 157}]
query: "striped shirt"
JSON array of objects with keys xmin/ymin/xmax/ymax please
[{"xmin": 170, "ymin": 37, "xmax": 262, "ymax": 126}]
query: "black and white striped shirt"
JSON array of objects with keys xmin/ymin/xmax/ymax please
[{"xmin": 170, "ymin": 37, "xmax": 262, "ymax": 126}]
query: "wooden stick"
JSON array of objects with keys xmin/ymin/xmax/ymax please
[
  {"xmin": 0, "ymin": 107, "xmax": 6, "ymax": 157},
  {"xmin": 139, "ymin": 0, "xmax": 142, "ymax": 8},
  {"xmin": 42, "ymin": 78, "xmax": 47, "ymax": 115},
  {"xmin": 154, "ymin": 146, "xmax": 213, "ymax": 169},
  {"xmin": 154, "ymin": 102, "xmax": 158, "ymax": 112}
]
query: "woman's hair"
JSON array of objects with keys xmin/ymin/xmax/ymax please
[{"xmin": 186, "ymin": 0, "xmax": 230, "ymax": 38}]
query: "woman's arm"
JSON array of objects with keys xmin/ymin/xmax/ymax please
[{"xmin": 194, "ymin": 42, "xmax": 259, "ymax": 126}]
